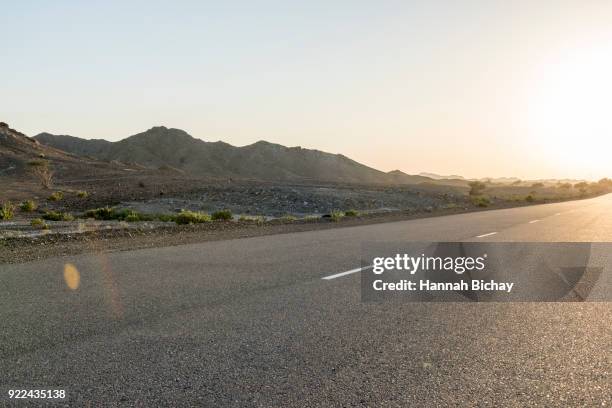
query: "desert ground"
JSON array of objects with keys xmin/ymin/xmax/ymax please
[
  {"xmin": 2, "ymin": 121, "xmax": 610, "ymax": 263},
  {"xmin": 2, "ymin": 171, "xmax": 607, "ymax": 264}
]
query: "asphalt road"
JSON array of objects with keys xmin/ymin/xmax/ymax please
[{"xmin": 1, "ymin": 195, "xmax": 611, "ymax": 406}]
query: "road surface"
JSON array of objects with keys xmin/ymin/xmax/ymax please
[{"xmin": 1, "ymin": 195, "xmax": 611, "ymax": 406}]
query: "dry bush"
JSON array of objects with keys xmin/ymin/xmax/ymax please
[{"xmin": 28, "ymin": 160, "xmax": 54, "ymax": 189}]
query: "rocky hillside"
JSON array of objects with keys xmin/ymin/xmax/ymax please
[
  {"xmin": 1, "ymin": 122, "xmax": 72, "ymax": 178},
  {"xmin": 0, "ymin": 122, "xmax": 140, "ymax": 182},
  {"xmin": 34, "ymin": 126, "xmax": 439, "ymax": 185}
]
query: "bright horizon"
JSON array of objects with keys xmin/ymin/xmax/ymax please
[{"xmin": 4, "ymin": 1, "xmax": 612, "ymax": 180}]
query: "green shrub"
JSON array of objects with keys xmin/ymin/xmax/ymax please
[
  {"xmin": 136, "ymin": 213, "xmax": 155, "ymax": 221},
  {"xmin": 47, "ymin": 191, "xmax": 64, "ymax": 201},
  {"xmin": 344, "ymin": 209, "xmax": 359, "ymax": 217},
  {"xmin": 0, "ymin": 202, "xmax": 15, "ymax": 220},
  {"xmin": 84, "ymin": 208, "xmax": 171, "ymax": 222},
  {"xmin": 470, "ymin": 196, "xmax": 490, "ymax": 207},
  {"xmin": 239, "ymin": 214, "xmax": 265, "ymax": 224},
  {"xmin": 279, "ymin": 215, "xmax": 297, "ymax": 222},
  {"xmin": 31, "ymin": 218, "xmax": 49, "ymax": 229},
  {"xmin": 84, "ymin": 207, "xmax": 153, "ymax": 222},
  {"xmin": 525, "ymin": 194, "xmax": 535, "ymax": 202},
  {"xmin": 42, "ymin": 211, "xmax": 74, "ymax": 221},
  {"xmin": 76, "ymin": 191, "xmax": 89, "ymax": 198},
  {"xmin": 211, "ymin": 209, "xmax": 233, "ymax": 221},
  {"xmin": 330, "ymin": 210, "xmax": 345, "ymax": 222},
  {"xmin": 114, "ymin": 209, "xmax": 136, "ymax": 221},
  {"xmin": 120, "ymin": 209, "xmax": 156, "ymax": 222},
  {"xmin": 123, "ymin": 211, "xmax": 141, "ymax": 222},
  {"xmin": 468, "ymin": 181, "xmax": 487, "ymax": 196},
  {"xmin": 84, "ymin": 207, "xmax": 115, "ymax": 220},
  {"xmin": 20, "ymin": 200, "xmax": 37, "ymax": 212},
  {"xmin": 175, "ymin": 210, "xmax": 212, "ymax": 225},
  {"xmin": 157, "ymin": 214, "xmax": 177, "ymax": 222}
]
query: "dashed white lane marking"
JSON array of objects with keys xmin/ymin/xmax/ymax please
[
  {"xmin": 322, "ymin": 265, "xmax": 373, "ymax": 280},
  {"xmin": 475, "ymin": 232, "xmax": 498, "ymax": 238},
  {"xmin": 554, "ymin": 213, "xmax": 562, "ymax": 216},
  {"xmin": 529, "ymin": 220, "xmax": 540, "ymax": 224}
]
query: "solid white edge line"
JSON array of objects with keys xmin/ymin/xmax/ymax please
[
  {"xmin": 476, "ymin": 232, "xmax": 497, "ymax": 238},
  {"xmin": 322, "ymin": 265, "xmax": 373, "ymax": 280},
  {"xmin": 529, "ymin": 220, "xmax": 540, "ymax": 224}
]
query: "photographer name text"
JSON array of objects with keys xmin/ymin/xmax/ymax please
[{"xmin": 372, "ymin": 279, "xmax": 514, "ymax": 293}]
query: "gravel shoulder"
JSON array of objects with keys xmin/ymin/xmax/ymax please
[{"xmin": 0, "ymin": 199, "xmax": 584, "ymax": 265}]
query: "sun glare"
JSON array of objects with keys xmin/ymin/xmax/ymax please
[{"xmin": 527, "ymin": 43, "xmax": 612, "ymax": 178}]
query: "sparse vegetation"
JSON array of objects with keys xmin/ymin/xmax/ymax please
[
  {"xmin": 114, "ymin": 209, "xmax": 152, "ymax": 222},
  {"xmin": 468, "ymin": 181, "xmax": 487, "ymax": 196},
  {"xmin": 82, "ymin": 207, "xmax": 154, "ymax": 222},
  {"xmin": 239, "ymin": 214, "xmax": 265, "ymax": 224},
  {"xmin": 470, "ymin": 196, "xmax": 490, "ymax": 207},
  {"xmin": 157, "ymin": 214, "xmax": 177, "ymax": 222},
  {"xmin": 303, "ymin": 215, "xmax": 320, "ymax": 222},
  {"xmin": 76, "ymin": 190, "xmax": 89, "ymax": 198},
  {"xmin": 20, "ymin": 200, "xmax": 37, "ymax": 212},
  {"xmin": 47, "ymin": 191, "xmax": 64, "ymax": 201},
  {"xmin": 531, "ymin": 182, "xmax": 544, "ymax": 188},
  {"xmin": 122, "ymin": 210, "xmax": 142, "ymax": 222},
  {"xmin": 175, "ymin": 210, "xmax": 212, "ymax": 225},
  {"xmin": 330, "ymin": 210, "xmax": 345, "ymax": 222},
  {"xmin": 574, "ymin": 181, "xmax": 589, "ymax": 195},
  {"xmin": 0, "ymin": 202, "xmax": 16, "ymax": 220},
  {"xmin": 574, "ymin": 181, "xmax": 588, "ymax": 189},
  {"xmin": 598, "ymin": 178, "xmax": 612, "ymax": 188},
  {"xmin": 279, "ymin": 215, "xmax": 297, "ymax": 222},
  {"xmin": 211, "ymin": 209, "xmax": 233, "ymax": 221},
  {"xmin": 525, "ymin": 194, "xmax": 535, "ymax": 202},
  {"xmin": 42, "ymin": 211, "xmax": 74, "ymax": 221},
  {"xmin": 344, "ymin": 209, "xmax": 359, "ymax": 217},
  {"xmin": 31, "ymin": 218, "xmax": 49, "ymax": 229},
  {"xmin": 84, "ymin": 207, "xmax": 115, "ymax": 220},
  {"xmin": 28, "ymin": 160, "xmax": 54, "ymax": 189}
]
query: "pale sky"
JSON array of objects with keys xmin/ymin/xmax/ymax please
[{"xmin": 3, "ymin": 1, "xmax": 612, "ymax": 180}]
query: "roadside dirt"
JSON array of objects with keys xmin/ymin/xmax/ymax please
[
  {"xmin": 0, "ymin": 200, "xmax": 579, "ymax": 265},
  {"xmin": 2, "ymin": 170, "xmax": 604, "ymax": 265}
]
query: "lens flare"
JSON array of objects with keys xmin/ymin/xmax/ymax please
[{"xmin": 63, "ymin": 263, "xmax": 80, "ymax": 290}]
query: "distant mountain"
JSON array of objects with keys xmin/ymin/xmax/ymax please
[
  {"xmin": 34, "ymin": 126, "xmax": 439, "ymax": 185},
  {"xmin": 479, "ymin": 177, "xmax": 521, "ymax": 184},
  {"xmin": 34, "ymin": 133, "xmax": 112, "ymax": 158},
  {"xmin": 419, "ymin": 172, "xmax": 465, "ymax": 180},
  {"xmin": 387, "ymin": 170, "xmax": 436, "ymax": 184}
]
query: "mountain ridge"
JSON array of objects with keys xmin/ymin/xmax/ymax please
[{"xmin": 34, "ymin": 126, "xmax": 440, "ymax": 185}]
